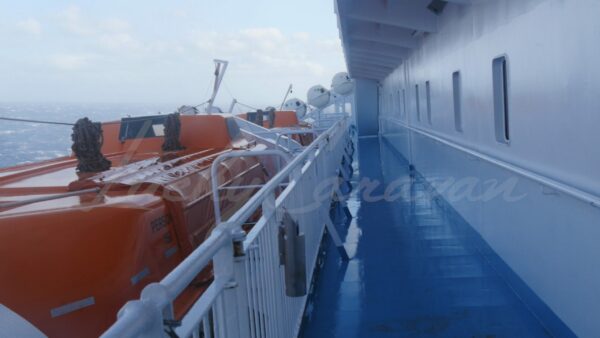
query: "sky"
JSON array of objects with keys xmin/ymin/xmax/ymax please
[{"xmin": 0, "ymin": 0, "xmax": 346, "ymax": 109}]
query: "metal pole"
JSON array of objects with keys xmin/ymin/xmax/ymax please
[
  {"xmin": 228, "ymin": 99, "xmax": 238, "ymax": 114},
  {"xmin": 0, "ymin": 188, "xmax": 100, "ymax": 209},
  {"xmin": 279, "ymin": 84, "xmax": 293, "ymax": 110},
  {"xmin": 0, "ymin": 116, "xmax": 74, "ymax": 126},
  {"xmin": 206, "ymin": 59, "xmax": 229, "ymax": 114}
]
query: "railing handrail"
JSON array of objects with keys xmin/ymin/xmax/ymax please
[
  {"xmin": 275, "ymin": 129, "xmax": 318, "ymax": 151},
  {"xmin": 210, "ymin": 149, "xmax": 292, "ymax": 224},
  {"xmin": 100, "ymin": 117, "xmax": 347, "ymax": 338},
  {"xmin": 233, "ymin": 117, "xmax": 304, "ymax": 151},
  {"xmin": 211, "ymin": 118, "xmax": 344, "ymax": 231},
  {"xmin": 0, "ymin": 187, "xmax": 100, "ymax": 209},
  {"xmin": 381, "ymin": 116, "xmax": 600, "ymax": 209}
]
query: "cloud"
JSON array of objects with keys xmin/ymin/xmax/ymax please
[
  {"xmin": 16, "ymin": 18, "xmax": 42, "ymax": 36},
  {"xmin": 57, "ymin": 6, "xmax": 137, "ymax": 50},
  {"xmin": 173, "ymin": 9, "xmax": 188, "ymax": 18},
  {"xmin": 240, "ymin": 27, "xmax": 286, "ymax": 52},
  {"xmin": 186, "ymin": 27, "xmax": 346, "ymax": 107},
  {"xmin": 50, "ymin": 54, "xmax": 93, "ymax": 71},
  {"xmin": 240, "ymin": 27, "xmax": 285, "ymax": 42},
  {"xmin": 99, "ymin": 32, "xmax": 139, "ymax": 50},
  {"xmin": 19, "ymin": 6, "xmax": 344, "ymax": 105},
  {"xmin": 191, "ymin": 27, "xmax": 336, "ymax": 77},
  {"xmin": 292, "ymin": 32, "xmax": 310, "ymax": 42},
  {"xmin": 58, "ymin": 6, "xmax": 95, "ymax": 36},
  {"xmin": 315, "ymin": 38, "xmax": 342, "ymax": 53},
  {"xmin": 55, "ymin": 6, "xmax": 142, "ymax": 53},
  {"xmin": 100, "ymin": 18, "xmax": 131, "ymax": 33}
]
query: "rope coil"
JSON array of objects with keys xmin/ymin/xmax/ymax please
[
  {"xmin": 162, "ymin": 113, "xmax": 185, "ymax": 152},
  {"xmin": 71, "ymin": 118, "xmax": 111, "ymax": 173}
]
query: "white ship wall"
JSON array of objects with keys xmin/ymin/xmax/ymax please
[{"xmin": 378, "ymin": 0, "xmax": 600, "ymax": 336}]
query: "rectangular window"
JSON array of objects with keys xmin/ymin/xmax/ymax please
[
  {"xmin": 397, "ymin": 90, "xmax": 402, "ymax": 117},
  {"xmin": 378, "ymin": 88, "xmax": 384, "ymax": 117},
  {"xmin": 452, "ymin": 71, "xmax": 462, "ymax": 132},
  {"xmin": 402, "ymin": 89, "xmax": 406, "ymax": 119},
  {"xmin": 415, "ymin": 84, "xmax": 421, "ymax": 121},
  {"xmin": 425, "ymin": 81, "xmax": 432, "ymax": 124},
  {"xmin": 492, "ymin": 56, "xmax": 509, "ymax": 143}
]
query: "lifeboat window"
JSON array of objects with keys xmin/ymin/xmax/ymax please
[
  {"xmin": 426, "ymin": 81, "xmax": 432, "ymax": 124},
  {"xmin": 415, "ymin": 84, "xmax": 421, "ymax": 121},
  {"xmin": 493, "ymin": 56, "xmax": 510, "ymax": 143},
  {"xmin": 152, "ymin": 124, "xmax": 165, "ymax": 136},
  {"xmin": 453, "ymin": 71, "xmax": 462, "ymax": 132},
  {"xmin": 119, "ymin": 115, "xmax": 168, "ymax": 141}
]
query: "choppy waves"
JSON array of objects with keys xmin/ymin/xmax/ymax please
[{"xmin": 0, "ymin": 103, "xmax": 176, "ymax": 168}]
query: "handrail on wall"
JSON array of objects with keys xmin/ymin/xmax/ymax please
[{"xmin": 382, "ymin": 116, "xmax": 600, "ymax": 208}]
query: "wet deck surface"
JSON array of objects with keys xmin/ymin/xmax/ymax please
[{"xmin": 300, "ymin": 137, "xmax": 550, "ymax": 338}]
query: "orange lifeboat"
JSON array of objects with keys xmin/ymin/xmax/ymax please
[{"xmin": 0, "ymin": 114, "xmax": 271, "ymax": 337}]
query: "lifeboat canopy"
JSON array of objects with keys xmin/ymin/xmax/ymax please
[
  {"xmin": 331, "ymin": 72, "xmax": 354, "ymax": 96},
  {"xmin": 283, "ymin": 98, "xmax": 308, "ymax": 119},
  {"xmin": 307, "ymin": 85, "xmax": 331, "ymax": 109}
]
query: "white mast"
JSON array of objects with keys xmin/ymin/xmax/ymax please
[
  {"xmin": 227, "ymin": 98, "xmax": 238, "ymax": 114},
  {"xmin": 278, "ymin": 84, "xmax": 293, "ymax": 110},
  {"xmin": 205, "ymin": 59, "xmax": 229, "ymax": 114}
]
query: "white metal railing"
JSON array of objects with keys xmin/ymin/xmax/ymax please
[
  {"xmin": 233, "ymin": 117, "xmax": 304, "ymax": 152},
  {"xmin": 304, "ymin": 112, "xmax": 350, "ymax": 129},
  {"xmin": 210, "ymin": 149, "xmax": 292, "ymax": 225},
  {"xmin": 101, "ymin": 117, "xmax": 352, "ymax": 338},
  {"xmin": 274, "ymin": 130, "xmax": 318, "ymax": 153}
]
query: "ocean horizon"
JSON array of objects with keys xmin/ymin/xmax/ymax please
[{"xmin": 0, "ymin": 102, "xmax": 182, "ymax": 168}]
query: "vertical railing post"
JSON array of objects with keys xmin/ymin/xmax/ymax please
[
  {"xmin": 262, "ymin": 191, "xmax": 277, "ymax": 219},
  {"xmin": 110, "ymin": 298, "xmax": 165, "ymax": 338},
  {"xmin": 230, "ymin": 228, "xmax": 251, "ymax": 338},
  {"xmin": 211, "ymin": 228, "xmax": 239, "ymax": 338},
  {"xmin": 139, "ymin": 282, "xmax": 176, "ymax": 337}
]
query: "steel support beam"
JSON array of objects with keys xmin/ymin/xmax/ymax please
[
  {"xmin": 344, "ymin": 0, "xmax": 438, "ymax": 33},
  {"xmin": 346, "ymin": 19, "xmax": 418, "ymax": 49},
  {"xmin": 349, "ymin": 55, "xmax": 399, "ymax": 69}
]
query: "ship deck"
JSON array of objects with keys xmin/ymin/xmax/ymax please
[{"xmin": 300, "ymin": 137, "xmax": 551, "ymax": 337}]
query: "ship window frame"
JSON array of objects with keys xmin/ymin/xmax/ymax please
[
  {"xmin": 397, "ymin": 89, "xmax": 402, "ymax": 118},
  {"xmin": 402, "ymin": 88, "xmax": 406, "ymax": 119},
  {"xmin": 492, "ymin": 55, "xmax": 510, "ymax": 144},
  {"xmin": 425, "ymin": 80, "xmax": 432, "ymax": 124},
  {"xmin": 396, "ymin": 89, "xmax": 402, "ymax": 117},
  {"xmin": 415, "ymin": 84, "xmax": 421, "ymax": 122},
  {"xmin": 452, "ymin": 71, "xmax": 463, "ymax": 132}
]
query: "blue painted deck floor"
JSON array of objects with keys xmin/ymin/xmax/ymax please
[{"xmin": 300, "ymin": 138, "xmax": 551, "ymax": 338}]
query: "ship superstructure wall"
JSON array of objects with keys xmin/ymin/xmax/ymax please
[{"xmin": 377, "ymin": 0, "xmax": 600, "ymax": 336}]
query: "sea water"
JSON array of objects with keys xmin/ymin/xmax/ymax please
[{"xmin": 0, "ymin": 103, "xmax": 177, "ymax": 168}]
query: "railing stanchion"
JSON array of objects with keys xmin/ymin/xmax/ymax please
[
  {"xmin": 230, "ymin": 228, "xmax": 251, "ymax": 338},
  {"xmin": 212, "ymin": 229, "xmax": 237, "ymax": 338}
]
